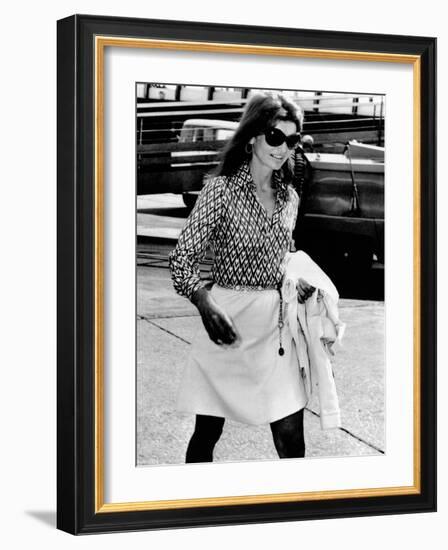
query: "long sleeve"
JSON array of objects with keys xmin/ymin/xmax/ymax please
[{"xmin": 169, "ymin": 177, "xmax": 225, "ymax": 300}]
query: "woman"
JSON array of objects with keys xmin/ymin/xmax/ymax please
[{"xmin": 169, "ymin": 92, "xmax": 314, "ymax": 463}]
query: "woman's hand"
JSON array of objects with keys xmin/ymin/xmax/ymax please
[
  {"xmin": 192, "ymin": 287, "xmax": 239, "ymax": 346},
  {"xmin": 296, "ymin": 278, "xmax": 315, "ymax": 303}
]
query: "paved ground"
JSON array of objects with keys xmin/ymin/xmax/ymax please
[{"xmin": 136, "ymin": 193, "xmax": 385, "ymax": 466}]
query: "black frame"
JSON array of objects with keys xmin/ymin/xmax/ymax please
[{"xmin": 57, "ymin": 14, "xmax": 436, "ymax": 535}]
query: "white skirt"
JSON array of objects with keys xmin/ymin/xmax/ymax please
[{"xmin": 177, "ymin": 284, "xmax": 307, "ymax": 425}]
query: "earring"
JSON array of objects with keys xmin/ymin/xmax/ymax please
[{"xmin": 245, "ymin": 143, "xmax": 253, "ymax": 154}]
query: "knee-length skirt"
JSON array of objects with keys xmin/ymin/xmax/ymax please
[{"xmin": 176, "ymin": 284, "xmax": 307, "ymax": 425}]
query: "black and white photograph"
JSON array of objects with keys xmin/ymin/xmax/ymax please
[
  {"xmin": 136, "ymin": 83, "xmax": 385, "ymax": 466},
  {"xmin": 0, "ymin": 0, "xmax": 441, "ymax": 542}
]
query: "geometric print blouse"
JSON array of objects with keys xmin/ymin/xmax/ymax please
[{"xmin": 169, "ymin": 161, "xmax": 299, "ymax": 300}]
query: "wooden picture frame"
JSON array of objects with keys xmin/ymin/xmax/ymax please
[{"xmin": 57, "ymin": 14, "xmax": 436, "ymax": 534}]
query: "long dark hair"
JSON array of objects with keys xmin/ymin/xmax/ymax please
[{"xmin": 214, "ymin": 92, "xmax": 303, "ymax": 184}]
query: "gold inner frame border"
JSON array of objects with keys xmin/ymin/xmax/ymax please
[{"xmin": 94, "ymin": 35, "xmax": 421, "ymax": 513}]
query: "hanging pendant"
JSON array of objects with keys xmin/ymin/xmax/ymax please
[{"xmin": 278, "ymin": 288, "xmax": 284, "ymax": 357}]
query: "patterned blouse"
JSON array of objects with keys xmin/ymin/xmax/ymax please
[{"xmin": 169, "ymin": 161, "xmax": 299, "ymax": 300}]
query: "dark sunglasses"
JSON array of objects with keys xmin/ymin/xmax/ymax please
[{"xmin": 264, "ymin": 128, "xmax": 301, "ymax": 149}]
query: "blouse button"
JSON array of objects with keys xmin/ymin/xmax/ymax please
[{"xmin": 235, "ymin": 285, "xmax": 241, "ymax": 291}]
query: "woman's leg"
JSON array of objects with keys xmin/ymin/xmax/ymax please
[
  {"xmin": 185, "ymin": 414, "xmax": 225, "ymax": 463},
  {"xmin": 270, "ymin": 409, "xmax": 305, "ymax": 459}
]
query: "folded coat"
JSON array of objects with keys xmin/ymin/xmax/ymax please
[{"xmin": 282, "ymin": 251, "xmax": 346, "ymax": 429}]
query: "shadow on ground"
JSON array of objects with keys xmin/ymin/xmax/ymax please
[{"xmin": 25, "ymin": 511, "xmax": 56, "ymax": 528}]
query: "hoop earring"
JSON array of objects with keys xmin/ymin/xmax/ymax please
[{"xmin": 245, "ymin": 143, "xmax": 253, "ymax": 155}]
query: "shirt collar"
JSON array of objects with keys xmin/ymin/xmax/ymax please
[{"xmin": 232, "ymin": 161, "xmax": 289, "ymax": 205}]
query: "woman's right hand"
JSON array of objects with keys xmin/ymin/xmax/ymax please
[{"xmin": 192, "ymin": 287, "xmax": 238, "ymax": 346}]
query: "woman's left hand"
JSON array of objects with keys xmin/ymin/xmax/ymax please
[{"xmin": 296, "ymin": 278, "xmax": 315, "ymax": 303}]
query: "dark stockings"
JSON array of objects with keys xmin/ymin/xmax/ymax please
[
  {"xmin": 185, "ymin": 410, "xmax": 305, "ymax": 463},
  {"xmin": 270, "ymin": 409, "xmax": 305, "ymax": 458},
  {"xmin": 185, "ymin": 414, "xmax": 225, "ymax": 463}
]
